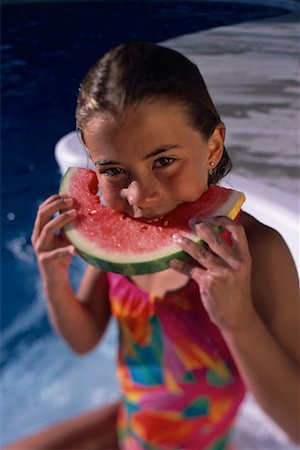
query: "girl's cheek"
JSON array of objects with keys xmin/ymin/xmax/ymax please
[
  {"xmin": 99, "ymin": 183, "xmax": 126, "ymax": 210},
  {"xmin": 163, "ymin": 168, "xmax": 205, "ymax": 201}
]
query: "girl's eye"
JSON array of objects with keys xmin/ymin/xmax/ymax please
[
  {"xmin": 154, "ymin": 157, "xmax": 175, "ymax": 168},
  {"xmin": 100, "ymin": 167, "xmax": 125, "ymax": 176}
]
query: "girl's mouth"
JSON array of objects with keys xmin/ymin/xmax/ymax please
[{"xmin": 128, "ymin": 205, "xmax": 173, "ymax": 221}]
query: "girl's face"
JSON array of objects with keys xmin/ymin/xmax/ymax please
[{"xmin": 83, "ymin": 100, "xmax": 224, "ymax": 219}]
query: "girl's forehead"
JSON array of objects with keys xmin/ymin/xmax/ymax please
[
  {"xmin": 84, "ymin": 99, "xmax": 190, "ymax": 135},
  {"xmin": 83, "ymin": 100, "xmax": 207, "ymax": 164}
]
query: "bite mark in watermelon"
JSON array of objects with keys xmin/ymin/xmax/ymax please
[{"xmin": 59, "ymin": 168, "xmax": 246, "ymax": 275}]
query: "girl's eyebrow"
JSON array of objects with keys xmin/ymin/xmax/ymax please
[
  {"xmin": 95, "ymin": 159, "xmax": 119, "ymax": 167},
  {"xmin": 145, "ymin": 144, "xmax": 182, "ymax": 160},
  {"xmin": 94, "ymin": 144, "xmax": 182, "ymax": 167}
]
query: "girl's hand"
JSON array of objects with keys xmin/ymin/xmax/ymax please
[
  {"xmin": 170, "ymin": 217, "xmax": 256, "ymax": 334},
  {"xmin": 31, "ymin": 194, "xmax": 78, "ymax": 287}
]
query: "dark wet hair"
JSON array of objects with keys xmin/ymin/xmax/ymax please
[{"xmin": 76, "ymin": 42, "xmax": 232, "ymax": 184}]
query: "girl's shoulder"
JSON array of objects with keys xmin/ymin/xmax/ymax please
[
  {"xmin": 238, "ymin": 210, "xmax": 293, "ymax": 267},
  {"xmin": 239, "ymin": 211, "xmax": 299, "ymax": 339},
  {"xmin": 239, "ymin": 210, "xmax": 281, "ymax": 244},
  {"xmin": 239, "ymin": 209, "xmax": 297, "ymax": 287}
]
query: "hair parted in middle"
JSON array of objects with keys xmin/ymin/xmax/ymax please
[{"xmin": 76, "ymin": 42, "xmax": 232, "ymax": 185}]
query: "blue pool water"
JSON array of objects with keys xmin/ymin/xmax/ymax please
[{"xmin": 1, "ymin": 1, "xmax": 294, "ymax": 446}]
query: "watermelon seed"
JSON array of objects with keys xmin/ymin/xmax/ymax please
[
  {"xmin": 89, "ymin": 209, "xmax": 97, "ymax": 215},
  {"xmin": 163, "ymin": 220, "xmax": 169, "ymax": 227}
]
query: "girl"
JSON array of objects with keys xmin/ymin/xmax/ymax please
[{"xmin": 31, "ymin": 42, "xmax": 299, "ymax": 449}]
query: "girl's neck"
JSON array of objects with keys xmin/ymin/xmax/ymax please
[{"xmin": 130, "ymin": 269, "xmax": 190, "ymax": 298}]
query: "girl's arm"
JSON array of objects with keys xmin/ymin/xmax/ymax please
[
  {"xmin": 171, "ymin": 213, "xmax": 300, "ymax": 443},
  {"xmin": 45, "ymin": 265, "xmax": 111, "ymax": 354},
  {"xmin": 32, "ymin": 194, "xmax": 111, "ymax": 354},
  {"xmin": 223, "ymin": 219, "xmax": 300, "ymax": 443}
]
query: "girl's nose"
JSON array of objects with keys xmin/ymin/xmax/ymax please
[{"xmin": 121, "ymin": 180, "xmax": 161, "ymax": 207}]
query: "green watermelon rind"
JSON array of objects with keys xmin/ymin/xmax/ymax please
[
  {"xmin": 74, "ymin": 246, "xmax": 193, "ymax": 276},
  {"xmin": 59, "ymin": 168, "xmax": 245, "ymax": 275},
  {"xmin": 63, "ymin": 222, "xmax": 201, "ymax": 275}
]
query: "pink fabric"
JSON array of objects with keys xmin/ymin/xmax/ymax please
[{"xmin": 107, "ymin": 270, "xmax": 245, "ymax": 449}]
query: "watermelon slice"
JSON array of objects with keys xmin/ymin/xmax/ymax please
[{"xmin": 59, "ymin": 168, "xmax": 245, "ymax": 275}]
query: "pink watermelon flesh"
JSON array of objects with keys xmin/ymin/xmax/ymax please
[{"xmin": 59, "ymin": 168, "xmax": 245, "ymax": 275}]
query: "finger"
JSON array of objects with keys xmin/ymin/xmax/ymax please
[
  {"xmin": 190, "ymin": 221, "xmax": 238, "ymax": 267},
  {"xmin": 208, "ymin": 216, "xmax": 250, "ymax": 255},
  {"xmin": 56, "ymin": 232, "xmax": 74, "ymax": 248},
  {"xmin": 32, "ymin": 196, "xmax": 74, "ymax": 244},
  {"xmin": 170, "ymin": 259, "xmax": 210, "ymax": 292},
  {"xmin": 169, "ymin": 257, "xmax": 203, "ymax": 277},
  {"xmin": 53, "ymin": 245, "xmax": 77, "ymax": 259},
  {"xmin": 39, "ymin": 196, "xmax": 74, "ymax": 221},
  {"xmin": 172, "ymin": 234, "xmax": 226, "ymax": 270},
  {"xmin": 42, "ymin": 194, "xmax": 68, "ymax": 206},
  {"xmin": 40, "ymin": 245, "xmax": 77, "ymax": 262},
  {"xmin": 36, "ymin": 209, "xmax": 77, "ymax": 251}
]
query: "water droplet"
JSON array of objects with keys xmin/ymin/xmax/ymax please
[{"xmin": 7, "ymin": 212, "xmax": 15, "ymax": 221}]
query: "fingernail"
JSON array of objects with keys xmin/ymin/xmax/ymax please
[
  {"xmin": 172, "ymin": 233, "xmax": 183, "ymax": 243},
  {"xmin": 70, "ymin": 246, "xmax": 77, "ymax": 256},
  {"xmin": 203, "ymin": 217, "xmax": 218, "ymax": 226},
  {"xmin": 188, "ymin": 218, "xmax": 198, "ymax": 228},
  {"xmin": 64, "ymin": 198, "xmax": 73, "ymax": 205},
  {"xmin": 67, "ymin": 209, "xmax": 77, "ymax": 216},
  {"xmin": 169, "ymin": 259, "xmax": 183, "ymax": 270}
]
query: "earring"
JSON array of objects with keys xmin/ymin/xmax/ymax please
[{"xmin": 208, "ymin": 162, "xmax": 214, "ymax": 176}]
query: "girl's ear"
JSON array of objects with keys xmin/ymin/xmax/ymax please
[{"xmin": 207, "ymin": 123, "xmax": 226, "ymax": 168}]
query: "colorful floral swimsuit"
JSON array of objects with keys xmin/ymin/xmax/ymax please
[{"xmin": 107, "ymin": 263, "xmax": 245, "ymax": 450}]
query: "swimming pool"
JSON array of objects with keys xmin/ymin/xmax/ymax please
[{"xmin": 1, "ymin": 1, "xmax": 298, "ymax": 446}]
